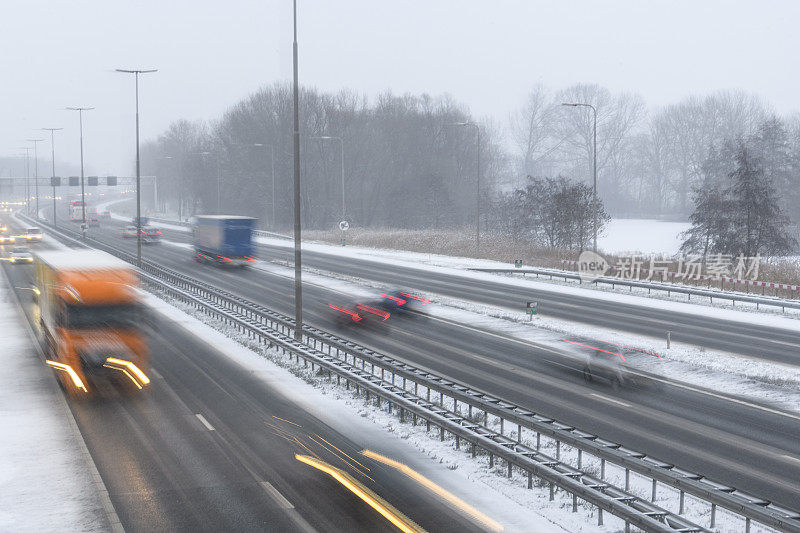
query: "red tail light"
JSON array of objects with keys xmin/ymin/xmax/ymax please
[
  {"xmin": 217, "ymin": 255, "xmax": 232, "ymax": 263},
  {"xmin": 244, "ymin": 256, "xmax": 257, "ymax": 261},
  {"xmin": 329, "ymin": 304, "xmax": 362, "ymax": 322},
  {"xmin": 378, "ymin": 293, "xmax": 406, "ymax": 305},
  {"xmin": 355, "ymin": 304, "xmax": 390, "ymax": 321},
  {"xmin": 401, "ymin": 292, "xmax": 430, "ymax": 305}
]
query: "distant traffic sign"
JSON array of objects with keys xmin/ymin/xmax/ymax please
[
  {"xmin": 514, "ymin": 259, "xmax": 523, "ymax": 268},
  {"xmin": 526, "ymin": 301, "xmax": 538, "ymax": 317},
  {"xmin": 339, "ymin": 220, "xmax": 349, "ymax": 231}
]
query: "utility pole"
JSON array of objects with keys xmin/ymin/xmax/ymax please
[
  {"xmin": 66, "ymin": 107, "xmax": 94, "ymax": 231},
  {"xmin": 18, "ymin": 147, "xmax": 32, "ymax": 215},
  {"xmin": 116, "ymin": 69, "xmax": 157, "ymax": 267},
  {"xmin": 26, "ymin": 139, "xmax": 44, "ymax": 218},
  {"xmin": 42, "ymin": 127, "xmax": 63, "ymax": 225},
  {"xmin": 292, "ymin": 0, "xmax": 303, "ymax": 341}
]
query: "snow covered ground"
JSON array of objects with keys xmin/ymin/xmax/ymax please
[
  {"xmin": 0, "ymin": 270, "xmax": 111, "ymax": 532},
  {"xmin": 598, "ymin": 219, "xmax": 690, "ymax": 255}
]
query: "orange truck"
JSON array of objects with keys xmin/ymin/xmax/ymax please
[{"xmin": 35, "ymin": 250, "xmax": 150, "ymax": 395}]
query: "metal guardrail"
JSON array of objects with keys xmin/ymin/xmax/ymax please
[
  {"xmin": 26, "ymin": 213, "xmax": 800, "ymax": 532},
  {"xmin": 470, "ymin": 267, "xmax": 800, "ymax": 313}
]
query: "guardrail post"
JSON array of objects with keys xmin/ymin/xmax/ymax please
[
  {"xmin": 597, "ymin": 508, "xmax": 603, "ymax": 526},
  {"xmin": 600, "ymin": 458, "xmax": 605, "ymax": 480},
  {"xmin": 518, "ymin": 424, "xmax": 522, "ymax": 444},
  {"xmin": 536, "ymin": 432, "xmax": 541, "ymax": 450},
  {"xmin": 625, "ymin": 468, "xmax": 630, "ymax": 491},
  {"xmin": 710, "ymin": 503, "xmax": 716, "ymax": 528},
  {"xmin": 667, "ymin": 331, "xmax": 671, "ymax": 349},
  {"xmin": 549, "ymin": 482, "xmax": 554, "ymax": 501},
  {"xmin": 651, "ymin": 478, "xmax": 657, "ymax": 501},
  {"xmin": 556, "ymin": 440, "xmax": 560, "ymax": 461},
  {"xmin": 527, "ymin": 471, "xmax": 532, "ymax": 489},
  {"xmin": 500, "ymin": 418, "xmax": 504, "ymax": 435},
  {"xmin": 577, "ymin": 449, "xmax": 582, "ymax": 469},
  {"xmin": 572, "ymin": 493, "xmax": 577, "ymax": 512},
  {"xmin": 679, "ymin": 490, "xmax": 684, "ymax": 514}
]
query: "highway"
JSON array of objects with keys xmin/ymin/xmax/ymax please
[
  {"xmin": 1, "ymin": 215, "xmax": 492, "ymax": 533},
  {"xmin": 43, "ymin": 208, "xmax": 800, "ymax": 512}
]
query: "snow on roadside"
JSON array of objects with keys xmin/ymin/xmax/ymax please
[
  {"xmin": 143, "ymin": 292, "xmax": 608, "ymax": 533},
  {"xmin": 0, "ymin": 271, "xmax": 108, "ymax": 532}
]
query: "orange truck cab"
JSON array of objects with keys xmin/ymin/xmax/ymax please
[{"xmin": 35, "ymin": 250, "xmax": 150, "ymax": 395}]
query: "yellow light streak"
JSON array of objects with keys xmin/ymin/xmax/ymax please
[
  {"xmin": 103, "ymin": 364, "xmax": 143, "ymax": 389},
  {"xmin": 295, "ymin": 454, "xmax": 425, "ymax": 533},
  {"xmin": 46, "ymin": 360, "xmax": 88, "ymax": 392},
  {"xmin": 105, "ymin": 357, "xmax": 150, "ymax": 385},
  {"xmin": 362, "ymin": 450, "xmax": 504, "ymax": 532}
]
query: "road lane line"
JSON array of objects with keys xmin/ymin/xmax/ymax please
[
  {"xmin": 195, "ymin": 413, "xmax": 215, "ymax": 431},
  {"xmin": 590, "ymin": 393, "xmax": 631, "ymax": 408},
  {"xmin": 260, "ymin": 481, "xmax": 295, "ymax": 509}
]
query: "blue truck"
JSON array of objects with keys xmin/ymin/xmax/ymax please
[{"xmin": 191, "ymin": 215, "xmax": 257, "ymax": 267}]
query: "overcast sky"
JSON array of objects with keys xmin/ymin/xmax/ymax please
[{"xmin": 1, "ymin": 0, "xmax": 798, "ymax": 176}]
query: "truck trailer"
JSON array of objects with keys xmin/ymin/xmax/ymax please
[
  {"xmin": 191, "ymin": 215, "xmax": 257, "ymax": 267},
  {"xmin": 36, "ymin": 249, "xmax": 150, "ymax": 395}
]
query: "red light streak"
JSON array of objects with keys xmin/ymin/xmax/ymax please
[
  {"xmin": 561, "ymin": 339, "xmax": 626, "ymax": 361},
  {"xmin": 400, "ymin": 293, "xmax": 430, "ymax": 305},
  {"xmin": 329, "ymin": 304, "xmax": 362, "ymax": 322},
  {"xmin": 378, "ymin": 293, "xmax": 406, "ymax": 305},
  {"xmin": 356, "ymin": 304, "xmax": 390, "ymax": 321}
]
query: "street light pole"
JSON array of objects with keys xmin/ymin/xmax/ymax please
[
  {"xmin": 562, "ymin": 102, "xmax": 598, "ymax": 252},
  {"xmin": 18, "ymin": 147, "xmax": 32, "ymax": 214},
  {"xmin": 117, "ymin": 69, "xmax": 157, "ymax": 267},
  {"xmin": 66, "ymin": 107, "xmax": 94, "ymax": 231},
  {"xmin": 42, "ymin": 127, "xmax": 63, "ymax": 226},
  {"xmin": 292, "ymin": 0, "xmax": 303, "ymax": 341},
  {"xmin": 26, "ymin": 138, "xmax": 44, "ymax": 218}
]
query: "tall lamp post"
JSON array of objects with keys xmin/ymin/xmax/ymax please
[
  {"xmin": 562, "ymin": 102, "xmax": 598, "ymax": 253},
  {"xmin": 252, "ymin": 143, "xmax": 275, "ymax": 229},
  {"xmin": 116, "ymin": 68, "xmax": 157, "ymax": 267},
  {"xmin": 42, "ymin": 127, "xmax": 63, "ymax": 225},
  {"xmin": 291, "ymin": 0, "xmax": 303, "ymax": 341},
  {"xmin": 18, "ymin": 147, "xmax": 32, "ymax": 214},
  {"xmin": 447, "ymin": 122, "xmax": 481, "ymax": 254},
  {"xmin": 66, "ymin": 107, "xmax": 94, "ymax": 230},
  {"xmin": 26, "ymin": 138, "xmax": 44, "ymax": 218}
]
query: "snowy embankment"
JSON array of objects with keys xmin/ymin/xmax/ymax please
[{"xmin": 0, "ymin": 270, "xmax": 111, "ymax": 532}]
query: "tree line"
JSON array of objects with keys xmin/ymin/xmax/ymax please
[{"xmin": 139, "ymin": 80, "xmax": 800, "ymax": 253}]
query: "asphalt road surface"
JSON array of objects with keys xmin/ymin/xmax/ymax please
[{"xmin": 36, "ymin": 209, "xmax": 800, "ymax": 512}]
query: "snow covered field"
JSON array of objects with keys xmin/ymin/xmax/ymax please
[
  {"xmin": 598, "ymin": 219, "xmax": 690, "ymax": 255},
  {"xmin": 0, "ymin": 270, "xmax": 110, "ymax": 532}
]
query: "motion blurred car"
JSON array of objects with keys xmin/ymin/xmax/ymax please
[
  {"xmin": 142, "ymin": 226, "xmax": 162, "ymax": 244},
  {"xmin": 582, "ymin": 350, "xmax": 627, "ymax": 390},
  {"xmin": 25, "ymin": 227, "xmax": 42, "ymax": 242},
  {"xmin": 376, "ymin": 289, "xmax": 430, "ymax": 317},
  {"xmin": 88, "ymin": 217, "xmax": 100, "ymax": 227},
  {"xmin": 122, "ymin": 226, "xmax": 137, "ymax": 238},
  {"xmin": 0, "ymin": 226, "xmax": 15, "ymax": 244},
  {"xmin": 100, "ymin": 211, "xmax": 111, "ymax": 219},
  {"xmin": 9, "ymin": 246, "xmax": 33, "ymax": 264}
]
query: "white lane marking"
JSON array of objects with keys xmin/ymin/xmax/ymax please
[
  {"xmin": 260, "ymin": 481, "xmax": 295, "ymax": 509},
  {"xmin": 195, "ymin": 413, "xmax": 215, "ymax": 431},
  {"xmin": 782, "ymin": 454, "xmax": 800, "ymax": 465},
  {"xmin": 150, "ymin": 368, "xmax": 163, "ymax": 379},
  {"xmin": 591, "ymin": 393, "xmax": 631, "ymax": 408}
]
